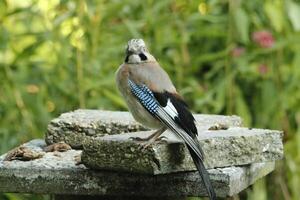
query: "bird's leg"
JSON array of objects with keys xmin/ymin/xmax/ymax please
[
  {"xmin": 139, "ymin": 127, "xmax": 167, "ymax": 149},
  {"xmin": 130, "ymin": 127, "xmax": 167, "ymax": 142}
]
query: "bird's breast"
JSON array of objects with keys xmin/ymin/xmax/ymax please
[{"xmin": 115, "ymin": 64, "xmax": 163, "ymax": 129}]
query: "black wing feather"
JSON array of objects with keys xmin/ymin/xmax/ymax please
[
  {"xmin": 153, "ymin": 91, "xmax": 216, "ymax": 200},
  {"xmin": 153, "ymin": 91, "xmax": 197, "ymax": 137}
]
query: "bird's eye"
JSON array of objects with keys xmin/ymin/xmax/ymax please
[{"xmin": 139, "ymin": 53, "xmax": 147, "ymax": 61}]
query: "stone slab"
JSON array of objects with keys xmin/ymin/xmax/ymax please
[
  {"xmin": 0, "ymin": 140, "xmax": 274, "ymax": 198},
  {"xmin": 82, "ymin": 127, "xmax": 283, "ymax": 174},
  {"xmin": 45, "ymin": 109, "xmax": 242, "ymax": 149}
]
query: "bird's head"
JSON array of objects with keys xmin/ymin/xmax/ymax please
[{"xmin": 125, "ymin": 39, "xmax": 155, "ymax": 64}]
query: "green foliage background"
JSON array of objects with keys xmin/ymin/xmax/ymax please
[{"xmin": 1, "ymin": 0, "xmax": 300, "ymax": 199}]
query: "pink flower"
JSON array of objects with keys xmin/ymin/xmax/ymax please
[
  {"xmin": 258, "ymin": 64, "xmax": 269, "ymax": 75},
  {"xmin": 252, "ymin": 30, "xmax": 275, "ymax": 48},
  {"xmin": 231, "ymin": 47, "xmax": 245, "ymax": 57}
]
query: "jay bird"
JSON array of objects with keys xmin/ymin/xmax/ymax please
[{"xmin": 116, "ymin": 39, "xmax": 216, "ymax": 200}]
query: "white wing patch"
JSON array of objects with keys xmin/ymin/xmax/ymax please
[{"xmin": 163, "ymin": 99, "xmax": 178, "ymax": 119}]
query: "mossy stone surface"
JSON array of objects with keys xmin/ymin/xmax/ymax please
[
  {"xmin": 0, "ymin": 140, "xmax": 275, "ymax": 198},
  {"xmin": 81, "ymin": 128, "xmax": 283, "ymax": 174},
  {"xmin": 46, "ymin": 109, "xmax": 242, "ymax": 149}
]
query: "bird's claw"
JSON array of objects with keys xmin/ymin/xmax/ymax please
[
  {"xmin": 135, "ymin": 136, "xmax": 169, "ymax": 151},
  {"xmin": 129, "ymin": 137, "xmax": 151, "ymax": 150},
  {"xmin": 137, "ymin": 142, "xmax": 151, "ymax": 151},
  {"xmin": 155, "ymin": 136, "xmax": 168, "ymax": 144},
  {"xmin": 129, "ymin": 136, "xmax": 148, "ymax": 142}
]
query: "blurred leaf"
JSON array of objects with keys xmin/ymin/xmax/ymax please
[
  {"xmin": 233, "ymin": 8, "xmax": 249, "ymax": 43},
  {"xmin": 0, "ymin": 0, "xmax": 7, "ymax": 18},
  {"xmin": 235, "ymin": 86, "xmax": 252, "ymax": 126},
  {"xmin": 248, "ymin": 178, "xmax": 267, "ymax": 200},
  {"xmin": 286, "ymin": 0, "xmax": 300, "ymax": 31},
  {"xmin": 264, "ymin": 0, "xmax": 284, "ymax": 32},
  {"xmin": 102, "ymin": 89, "xmax": 127, "ymax": 109}
]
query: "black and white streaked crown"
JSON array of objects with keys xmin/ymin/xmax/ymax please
[{"xmin": 126, "ymin": 39, "xmax": 148, "ymax": 54}]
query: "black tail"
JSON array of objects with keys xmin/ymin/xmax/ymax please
[{"xmin": 187, "ymin": 146, "xmax": 216, "ymax": 200}]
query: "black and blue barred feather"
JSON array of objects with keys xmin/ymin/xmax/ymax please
[{"xmin": 128, "ymin": 79, "xmax": 159, "ymax": 114}]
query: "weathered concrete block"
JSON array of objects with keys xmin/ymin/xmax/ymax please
[
  {"xmin": 81, "ymin": 127, "xmax": 283, "ymax": 174},
  {"xmin": 0, "ymin": 140, "xmax": 274, "ymax": 198},
  {"xmin": 46, "ymin": 109, "xmax": 242, "ymax": 149},
  {"xmin": 46, "ymin": 110, "xmax": 147, "ymax": 148}
]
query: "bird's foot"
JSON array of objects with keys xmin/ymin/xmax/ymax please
[
  {"xmin": 155, "ymin": 136, "xmax": 168, "ymax": 144},
  {"xmin": 129, "ymin": 127, "xmax": 167, "ymax": 150},
  {"xmin": 129, "ymin": 136, "xmax": 149, "ymax": 142},
  {"xmin": 129, "ymin": 136, "xmax": 153, "ymax": 150},
  {"xmin": 138, "ymin": 141, "xmax": 152, "ymax": 150},
  {"xmin": 135, "ymin": 136, "xmax": 169, "ymax": 150}
]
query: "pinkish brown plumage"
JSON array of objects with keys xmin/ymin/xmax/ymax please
[{"xmin": 115, "ymin": 39, "xmax": 216, "ymax": 200}]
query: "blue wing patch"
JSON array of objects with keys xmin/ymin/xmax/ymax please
[{"xmin": 128, "ymin": 79, "xmax": 159, "ymax": 114}]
